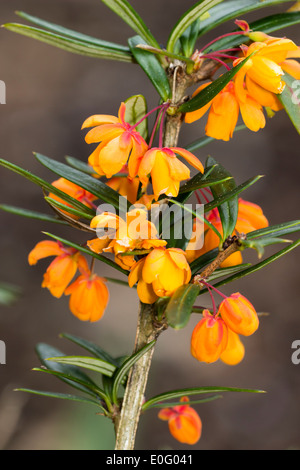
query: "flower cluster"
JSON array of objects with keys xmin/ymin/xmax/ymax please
[
  {"xmin": 185, "ymin": 26, "xmax": 300, "ymax": 141},
  {"xmin": 82, "ymin": 103, "xmax": 204, "ymax": 200},
  {"xmin": 191, "ymin": 291, "xmax": 259, "ymax": 365},
  {"xmin": 28, "ymin": 240, "xmax": 109, "ymax": 322}
]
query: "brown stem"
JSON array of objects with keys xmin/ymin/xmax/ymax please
[
  {"xmin": 114, "ymin": 302, "xmax": 165, "ymax": 450},
  {"xmin": 192, "ymin": 234, "xmax": 246, "ymax": 285}
]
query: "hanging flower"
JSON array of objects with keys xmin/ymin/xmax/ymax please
[
  {"xmin": 191, "ymin": 310, "xmax": 228, "ymax": 363},
  {"xmin": 28, "ymin": 240, "xmax": 89, "ymax": 298},
  {"xmin": 128, "ymin": 247, "xmax": 191, "ymax": 304},
  {"xmin": 218, "ymin": 292, "xmax": 259, "ymax": 336},
  {"xmin": 137, "ymin": 147, "xmax": 204, "ymax": 199},
  {"xmin": 65, "ymin": 271, "xmax": 109, "ymax": 322},
  {"xmin": 158, "ymin": 396, "xmax": 202, "ymax": 445},
  {"xmin": 185, "ymin": 80, "xmax": 266, "ymax": 141},
  {"xmin": 48, "ymin": 178, "xmax": 97, "ymax": 219},
  {"xmin": 82, "ymin": 102, "xmax": 148, "ymax": 178}
]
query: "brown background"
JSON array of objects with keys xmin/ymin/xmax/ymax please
[{"xmin": 0, "ymin": 0, "xmax": 300, "ymax": 450}]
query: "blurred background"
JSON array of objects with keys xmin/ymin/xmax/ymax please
[{"xmin": 0, "ymin": 0, "xmax": 299, "ymax": 450}]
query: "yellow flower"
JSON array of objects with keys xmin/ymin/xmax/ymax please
[
  {"xmin": 158, "ymin": 397, "xmax": 202, "ymax": 445},
  {"xmin": 65, "ymin": 272, "xmax": 109, "ymax": 322},
  {"xmin": 88, "ymin": 208, "xmax": 167, "ymax": 270},
  {"xmin": 128, "ymin": 247, "xmax": 191, "ymax": 304},
  {"xmin": 28, "ymin": 240, "xmax": 89, "ymax": 298},
  {"xmin": 137, "ymin": 147, "xmax": 204, "ymax": 199},
  {"xmin": 82, "ymin": 102, "xmax": 148, "ymax": 178}
]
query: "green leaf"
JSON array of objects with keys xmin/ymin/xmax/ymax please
[
  {"xmin": 247, "ymin": 220, "xmax": 300, "ymax": 240},
  {"xmin": 204, "ymin": 175, "xmax": 263, "ymax": 214},
  {"xmin": 179, "ymin": 173, "xmax": 233, "ymax": 194},
  {"xmin": 179, "ymin": 53, "xmax": 253, "ymax": 113},
  {"xmin": 32, "ymin": 367, "xmax": 109, "ymax": 402},
  {"xmin": 15, "ymin": 10, "xmax": 131, "ymax": 52},
  {"xmin": 3, "ymin": 24, "xmax": 133, "ymax": 62},
  {"xmin": 15, "ymin": 388, "xmax": 104, "ymax": 409},
  {"xmin": 197, "ymin": 0, "xmax": 296, "ymax": 38},
  {"xmin": 185, "ymin": 125, "xmax": 247, "ymax": 153},
  {"xmin": 207, "ymin": 12, "xmax": 300, "ymax": 53},
  {"xmin": 100, "ymin": 0, "xmax": 159, "ymax": 48},
  {"xmin": 148, "ymin": 394, "xmax": 223, "ymax": 408},
  {"xmin": 205, "ymin": 156, "xmax": 238, "ymax": 242},
  {"xmin": 142, "ymin": 386, "xmax": 265, "ymax": 411},
  {"xmin": 0, "ymin": 203, "xmax": 68, "ymax": 225},
  {"xmin": 168, "ymin": 199, "xmax": 223, "ymax": 241},
  {"xmin": 60, "ymin": 333, "xmax": 120, "ymax": 367},
  {"xmin": 278, "ymin": 73, "xmax": 300, "ymax": 135},
  {"xmin": 35, "ymin": 343, "xmax": 100, "ymax": 397},
  {"xmin": 240, "ymin": 237, "xmax": 291, "ymax": 259},
  {"xmin": 124, "ymin": 94, "xmax": 148, "ymax": 140},
  {"xmin": 46, "ymin": 355, "xmax": 116, "ymax": 377},
  {"xmin": 128, "ymin": 36, "xmax": 171, "ymax": 101},
  {"xmin": 43, "ymin": 231, "xmax": 129, "ymax": 275},
  {"xmin": 180, "ymin": 18, "xmax": 201, "ymax": 58},
  {"xmin": 207, "ymin": 263, "xmax": 252, "ymax": 281},
  {"xmin": 111, "ymin": 340, "xmax": 156, "ymax": 404},
  {"xmin": 0, "ymin": 282, "xmax": 21, "ymax": 306},
  {"xmin": 65, "ymin": 156, "xmax": 96, "ymax": 175},
  {"xmin": 206, "ymin": 239, "xmax": 300, "ymax": 291},
  {"xmin": 0, "ymin": 159, "xmax": 95, "ymax": 217},
  {"xmin": 34, "ymin": 153, "xmax": 129, "ymax": 211},
  {"xmin": 44, "ymin": 197, "xmax": 94, "ymax": 221},
  {"xmin": 166, "ymin": 0, "xmax": 224, "ymax": 53},
  {"xmin": 165, "ymin": 284, "xmax": 200, "ymax": 329}
]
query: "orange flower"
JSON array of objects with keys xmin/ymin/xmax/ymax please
[
  {"xmin": 128, "ymin": 247, "xmax": 191, "ymax": 304},
  {"xmin": 88, "ymin": 208, "xmax": 167, "ymax": 270},
  {"xmin": 48, "ymin": 178, "xmax": 97, "ymax": 219},
  {"xmin": 185, "ymin": 198, "xmax": 268, "ymax": 267},
  {"xmin": 28, "ymin": 240, "xmax": 89, "ymax": 298},
  {"xmin": 158, "ymin": 396, "xmax": 202, "ymax": 445},
  {"xmin": 191, "ymin": 310, "xmax": 228, "ymax": 363},
  {"xmin": 185, "ymin": 80, "xmax": 266, "ymax": 141},
  {"xmin": 82, "ymin": 103, "xmax": 148, "ymax": 178},
  {"xmin": 137, "ymin": 147, "xmax": 204, "ymax": 199},
  {"xmin": 220, "ymin": 328, "xmax": 245, "ymax": 366},
  {"xmin": 65, "ymin": 271, "xmax": 109, "ymax": 322},
  {"xmin": 218, "ymin": 292, "xmax": 259, "ymax": 336}
]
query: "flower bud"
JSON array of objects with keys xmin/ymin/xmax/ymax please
[
  {"xmin": 218, "ymin": 293, "xmax": 259, "ymax": 336},
  {"xmin": 191, "ymin": 310, "xmax": 228, "ymax": 363}
]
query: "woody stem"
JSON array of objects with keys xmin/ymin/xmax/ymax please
[{"xmin": 114, "ymin": 303, "xmax": 164, "ymax": 450}]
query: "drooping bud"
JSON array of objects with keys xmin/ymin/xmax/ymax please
[
  {"xmin": 191, "ymin": 310, "xmax": 228, "ymax": 363},
  {"xmin": 218, "ymin": 293, "xmax": 259, "ymax": 336}
]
